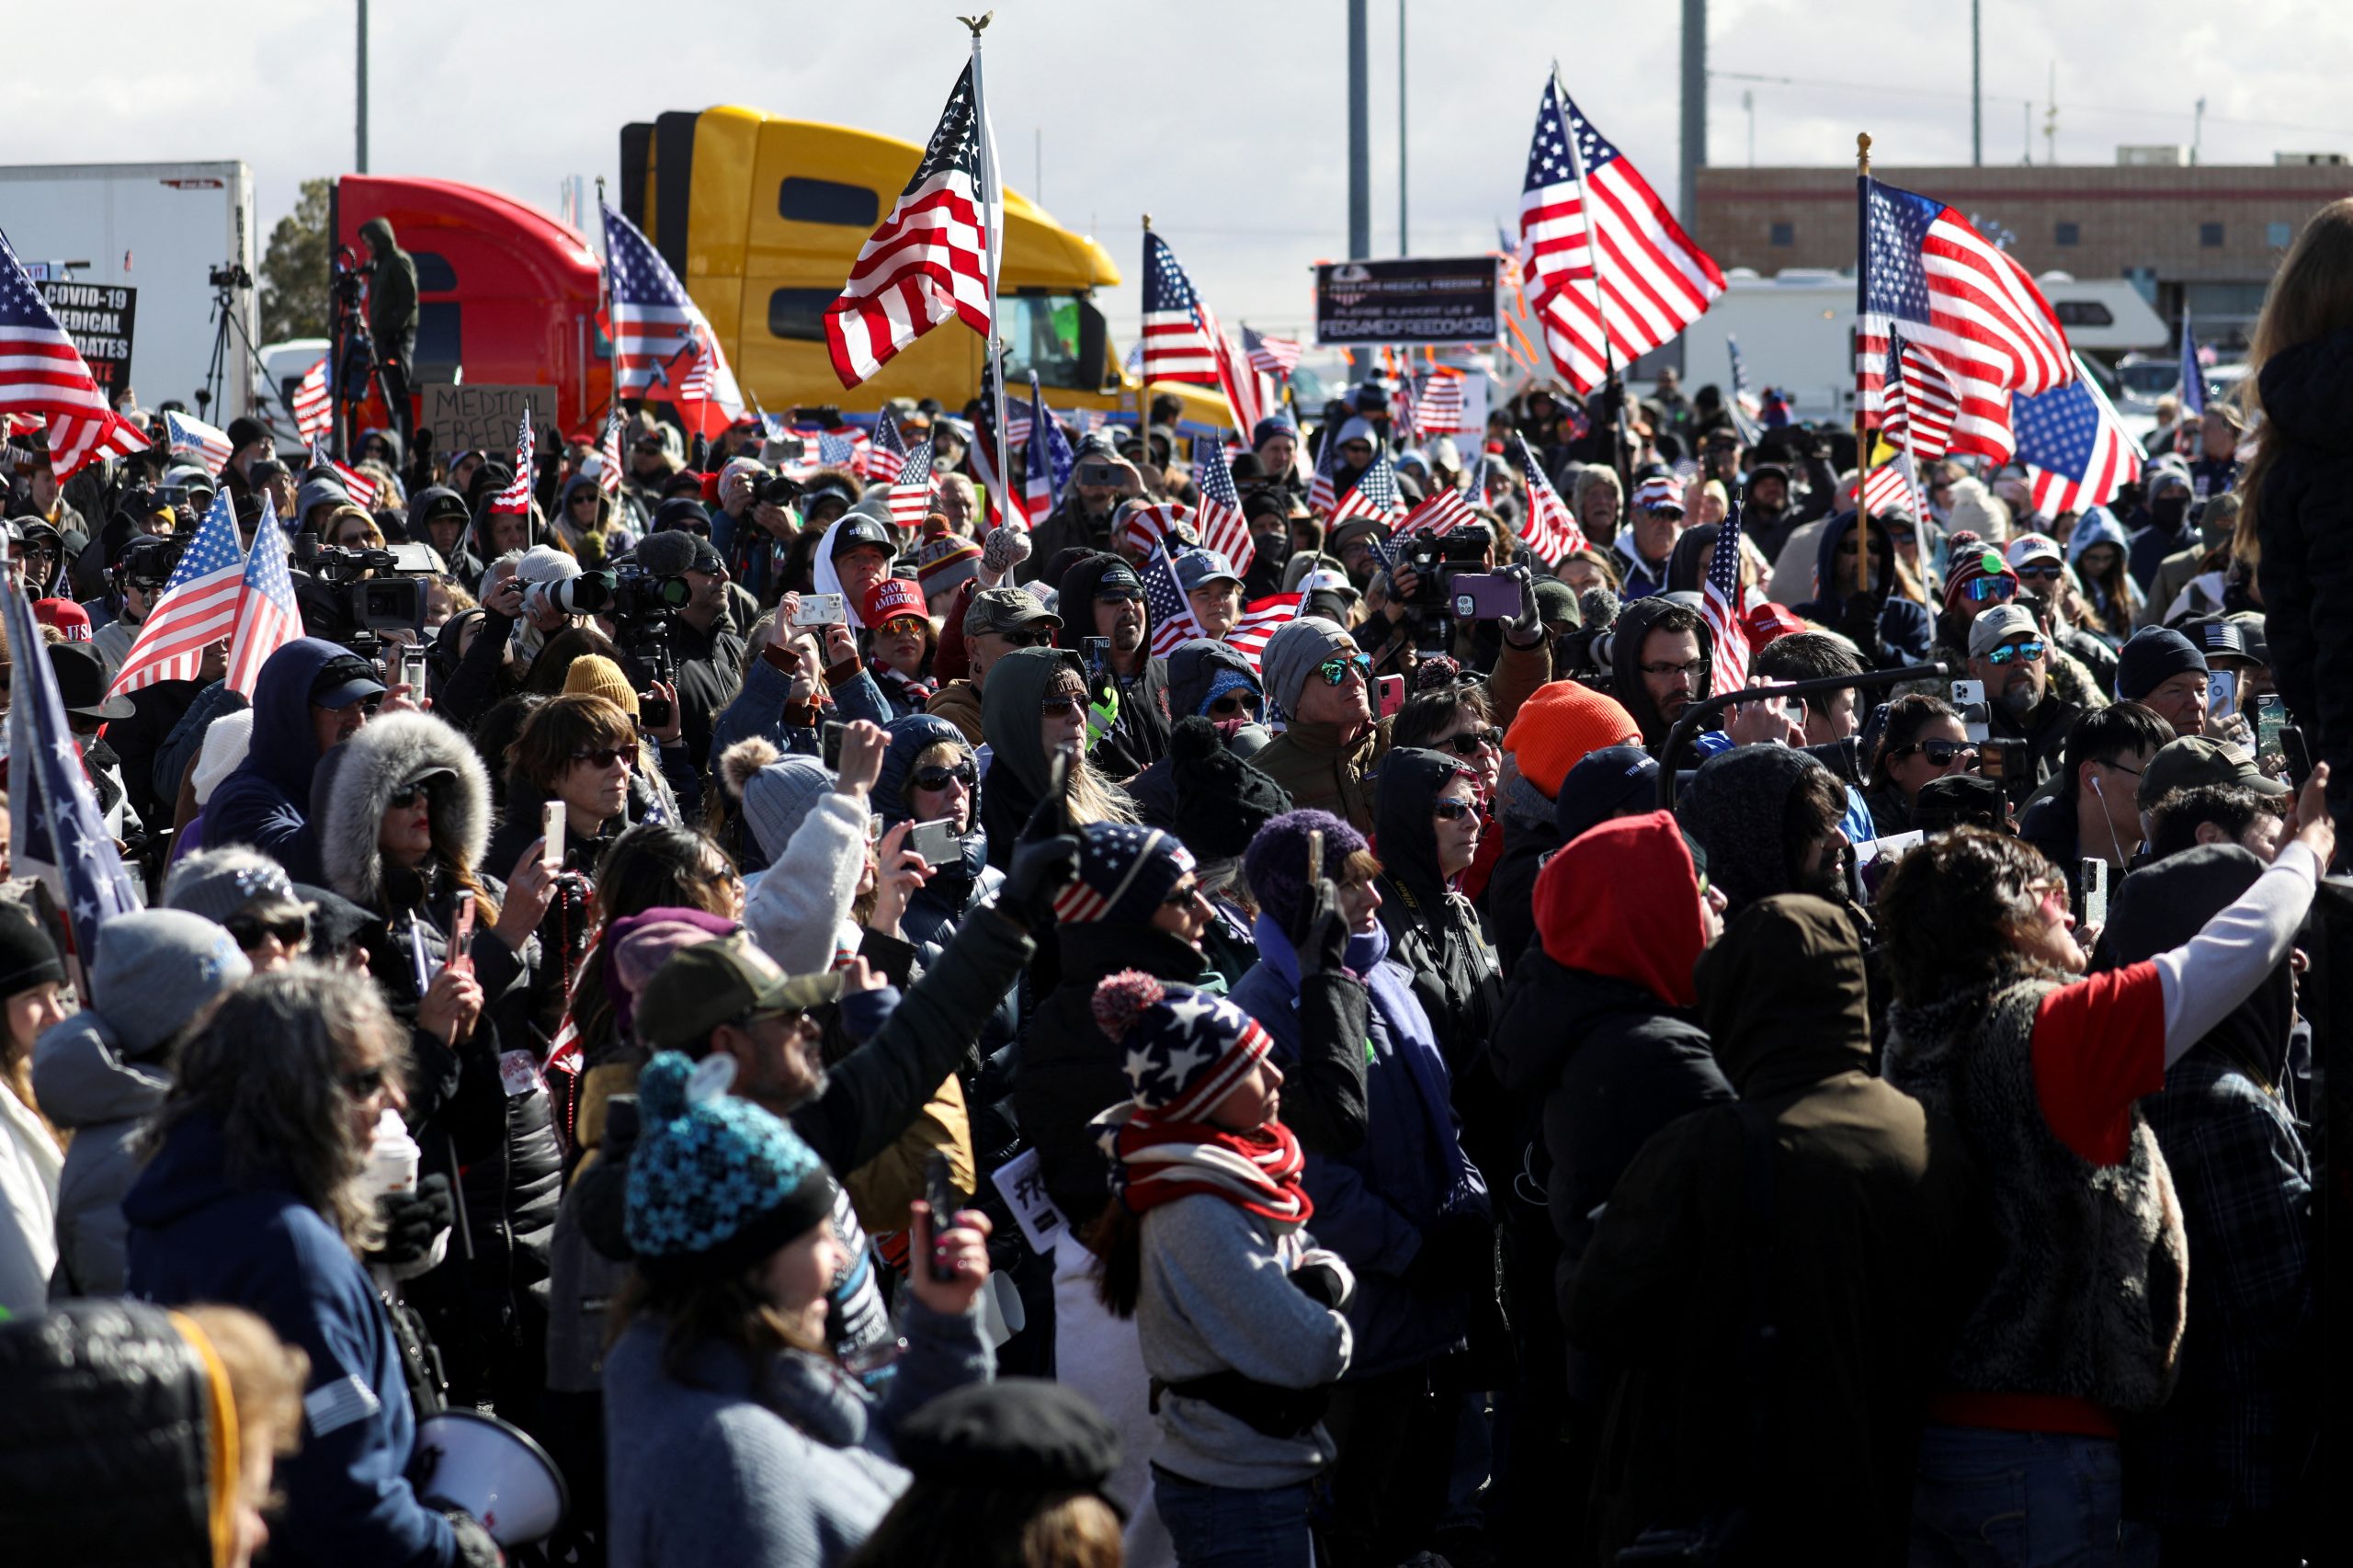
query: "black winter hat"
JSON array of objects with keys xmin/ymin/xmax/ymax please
[
  {"xmin": 1168, "ymin": 715, "xmax": 1291, "ymax": 863},
  {"xmin": 893, "ymin": 1378, "xmax": 1125, "ymax": 1513},
  {"xmin": 0, "ymin": 903, "xmax": 63, "ymax": 998},
  {"xmin": 226, "ymin": 416, "xmax": 270, "ymax": 451},
  {"xmin": 2114, "ymin": 625, "xmax": 2207, "ymax": 703}
]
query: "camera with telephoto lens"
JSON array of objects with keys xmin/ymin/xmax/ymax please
[
  {"xmin": 292, "ymin": 538, "xmax": 433, "ymax": 660},
  {"xmin": 751, "ymin": 472, "xmax": 806, "ymax": 509},
  {"xmin": 523, "ymin": 571, "xmax": 615, "ymax": 620}
]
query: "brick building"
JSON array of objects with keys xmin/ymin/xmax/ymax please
[{"xmin": 1693, "ymin": 159, "xmax": 2347, "ymax": 348}]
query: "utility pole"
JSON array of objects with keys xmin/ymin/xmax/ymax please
[
  {"xmin": 1970, "ymin": 0, "xmax": 1982, "ymax": 165},
  {"xmin": 1744, "ymin": 90, "xmax": 1755, "ymax": 165},
  {"xmin": 1348, "ymin": 0, "xmax": 1370, "ymax": 261},
  {"xmin": 356, "ymin": 0, "xmax": 369, "ymax": 173},
  {"xmin": 1398, "ymin": 0, "xmax": 1408, "ymax": 256},
  {"xmin": 2192, "ymin": 97, "xmax": 2206, "ymax": 165},
  {"xmin": 2043, "ymin": 62, "xmax": 2057, "ymax": 166},
  {"xmin": 1679, "ymin": 0, "xmax": 1706, "ymax": 221}
]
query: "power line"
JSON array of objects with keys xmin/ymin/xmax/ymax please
[{"xmin": 1707, "ymin": 69, "xmax": 2352, "ymax": 139}]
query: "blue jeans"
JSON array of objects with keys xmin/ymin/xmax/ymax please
[
  {"xmin": 1154, "ymin": 1468, "xmax": 1315, "ymax": 1568},
  {"xmin": 1909, "ymin": 1425, "xmax": 2158, "ymax": 1567}
]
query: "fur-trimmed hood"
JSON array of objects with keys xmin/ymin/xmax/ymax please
[{"xmin": 313, "ymin": 710, "xmax": 493, "ymax": 909}]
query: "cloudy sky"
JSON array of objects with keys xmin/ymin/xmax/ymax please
[{"xmin": 16, "ymin": 0, "xmax": 2349, "ymax": 345}]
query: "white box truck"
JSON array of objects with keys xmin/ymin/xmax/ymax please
[{"xmin": 0, "ymin": 161, "xmax": 259, "ymax": 423}]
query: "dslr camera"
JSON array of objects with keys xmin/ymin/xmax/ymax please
[{"xmin": 293, "ymin": 538, "xmax": 438, "ymax": 660}]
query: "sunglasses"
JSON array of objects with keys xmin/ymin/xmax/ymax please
[
  {"xmin": 1961, "ymin": 574, "xmax": 2018, "ymax": 603},
  {"xmin": 914, "ymin": 762, "xmax": 977, "ymax": 791},
  {"xmin": 1162, "ymin": 880, "xmax": 1207, "ymax": 907},
  {"xmin": 226, "ymin": 912, "xmax": 310, "ymax": 949},
  {"xmin": 2013, "ymin": 564, "xmax": 2064, "ymax": 582},
  {"xmin": 1040, "ymin": 693, "xmax": 1085, "ymax": 717},
  {"xmin": 1443, "ymin": 727, "xmax": 1503, "ymax": 756},
  {"xmin": 1208, "ymin": 691, "xmax": 1260, "ymax": 719},
  {"xmin": 1986, "ymin": 639, "xmax": 2046, "ymax": 665},
  {"xmin": 1431, "ymin": 798, "xmax": 1479, "ymax": 822},
  {"xmin": 993, "ymin": 630, "xmax": 1047, "ymax": 649},
  {"xmin": 338, "ymin": 1064, "xmax": 388, "ymax": 1099},
  {"xmin": 570, "ymin": 746, "xmax": 637, "ymax": 769},
  {"xmin": 387, "ymin": 779, "xmax": 435, "ymax": 809},
  {"xmin": 1900, "ymin": 740, "xmax": 1978, "ymax": 767},
  {"xmin": 1316, "ymin": 653, "xmax": 1373, "ymax": 686},
  {"xmin": 881, "ymin": 617, "xmax": 928, "ymax": 637}
]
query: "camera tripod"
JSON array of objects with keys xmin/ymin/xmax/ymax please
[{"xmin": 199, "ymin": 262, "xmax": 287, "ymax": 436}]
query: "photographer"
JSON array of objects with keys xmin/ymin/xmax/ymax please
[
  {"xmin": 434, "ymin": 545, "xmax": 588, "ymax": 732},
  {"xmin": 1057, "ymin": 552, "xmax": 1170, "ymax": 779},
  {"xmin": 1021, "ymin": 431, "xmax": 1142, "ymax": 582},
  {"xmin": 356, "ymin": 219, "xmax": 417, "ymax": 451},
  {"xmin": 626, "ymin": 529, "xmax": 753, "ymax": 768},
  {"xmin": 712, "ymin": 458, "xmax": 801, "ymax": 603}
]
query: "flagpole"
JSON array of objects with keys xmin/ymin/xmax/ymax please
[
  {"xmin": 595, "ymin": 176, "xmax": 619, "ymax": 434},
  {"xmin": 1554, "ymin": 62, "xmax": 1628, "ymax": 531},
  {"xmin": 962, "ymin": 12, "xmax": 1013, "ymax": 525},
  {"xmin": 1853, "ymin": 132, "xmax": 1875, "ymax": 549},
  {"xmin": 1138, "ymin": 214, "xmax": 1154, "ymax": 454}
]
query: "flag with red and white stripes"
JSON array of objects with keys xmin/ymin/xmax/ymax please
[
  {"xmin": 1860, "ymin": 456, "xmax": 1920, "ymax": 519},
  {"xmin": 867, "ymin": 416, "xmax": 908, "ymax": 485},
  {"xmin": 290, "ymin": 355, "xmax": 332, "ymax": 439},
  {"xmin": 1243, "ymin": 324, "xmax": 1301, "ymax": 378},
  {"xmin": 0, "ymin": 229, "xmax": 151, "ymax": 481},
  {"xmin": 1223, "ymin": 592, "xmax": 1306, "ymax": 674},
  {"xmin": 165, "ymin": 411, "xmax": 234, "ymax": 476},
  {"xmin": 224, "ymin": 496, "xmax": 303, "ymax": 698},
  {"xmin": 596, "ymin": 408, "xmax": 625, "ymax": 497},
  {"xmin": 1118, "ymin": 503, "xmax": 1191, "ymax": 562},
  {"xmin": 824, "ymin": 63, "xmax": 995, "ymax": 388},
  {"xmin": 488, "ymin": 406, "xmax": 534, "ymax": 515},
  {"xmin": 2010, "ymin": 352, "xmax": 2144, "ymax": 517},
  {"xmin": 603, "ymin": 202, "xmax": 747, "ymax": 436},
  {"xmin": 1395, "ymin": 486, "xmax": 1475, "ymax": 539},
  {"xmin": 1188, "ymin": 441, "xmax": 1256, "ymax": 574},
  {"xmin": 308, "ymin": 435, "xmax": 381, "ymax": 510},
  {"xmin": 1518, "ymin": 75, "xmax": 1724, "ymax": 393},
  {"xmin": 1700, "ymin": 502, "xmax": 1753, "ymax": 697},
  {"xmin": 1142, "ymin": 231, "xmax": 1269, "ymax": 433},
  {"xmin": 1306, "ymin": 416, "xmax": 1344, "ymax": 518},
  {"xmin": 1329, "ymin": 456, "xmax": 1406, "ymax": 528},
  {"xmin": 889, "ymin": 433, "xmax": 938, "ymax": 530},
  {"xmin": 1858, "ymin": 176, "xmax": 2074, "ymax": 463},
  {"xmin": 105, "ymin": 489, "xmax": 248, "ymax": 698},
  {"xmin": 1881, "ymin": 322, "xmax": 1962, "ymax": 460},
  {"xmin": 1515, "ymin": 433, "xmax": 1590, "ymax": 565},
  {"xmin": 1411, "ymin": 370, "xmax": 1469, "ymax": 436},
  {"xmin": 1142, "ymin": 543, "xmax": 1210, "ymax": 658}
]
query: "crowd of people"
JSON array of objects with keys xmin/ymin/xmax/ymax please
[{"xmin": 0, "ymin": 197, "xmax": 2346, "ymax": 1568}]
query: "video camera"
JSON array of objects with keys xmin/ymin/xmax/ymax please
[
  {"xmin": 1393, "ymin": 528, "xmax": 1495, "ymax": 653},
  {"xmin": 293, "ymin": 536, "xmax": 437, "ymax": 660},
  {"xmin": 208, "ymin": 263, "xmax": 254, "ymax": 292}
]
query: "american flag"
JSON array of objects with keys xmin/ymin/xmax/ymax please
[
  {"xmin": 1857, "ymin": 176, "xmax": 2073, "ymax": 463},
  {"xmin": 3, "ymin": 579, "xmax": 141, "ymax": 990},
  {"xmin": 1411, "ymin": 370, "xmax": 1469, "ymax": 436},
  {"xmin": 1119, "ymin": 503, "xmax": 1190, "ymax": 562},
  {"xmin": 308, "ymin": 434, "xmax": 381, "ymax": 510},
  {"xmin": 1306, "ymin": 416, "xmax": 1344, "ymax": 517},
  {"xmin": 489, "ymin": 405, "xmax": 535, "ymax": 515},
  {"xmin": 1860, "ymin": 455, "xmax": 1921, "ymax": 519},
  {"xmin": 2177, "ymin": 308, "xmax": 2205, "ymax": 416},
  {"xmin": 821, "ymin": 425, "xmax": 870, "ymax": 475},
  {"xmin": 824, "ymin": 62, "xmax": 995, "ymax": 388},
  {"xmin": 1396, "ymin": 485, "xmax": 1474, "ymax": 539},
  {"xmin": 290, "ymin": 354, "xmax": 332, "ymax": 440},
  {"xmin": 1141, "ymin": 231, "xmax": 1267, "ymax": 433},
  {"xmin": 1726, "ymin": 336, "xmax": 1763, "ymax": 445},
  {"xmin": 104, "ymin": 490, "xmax": 247, "ymax": 699},
  {"xmin": 0, "ymin": 229, "xmax": 150, "ymax": 481},
  {"xmin": 596, "ymin": 408, "xmax": 625, "ymax": 496},
  {"xmin": 867, "ymin": 415, "xmax": 908, "ymax": 484},
  {"xmin": 1142, "ymin": 544, "xmax": 1210, "ymax": 658},
  {"xmin": 1700, "ymin": 502, "xmax": 1752, "ymax": 697},
  {"xmin": 2011, "ymin": 351, "xmax": 2144, "ymax": 516},
  {"xmin": 889, "ymin": 432, "xmax": 938, "ymax": 529},
  {"xmin": 224, "ymin": 497, "xmax": 302, "ymax": 697},
  {"xmin": 1242, "ymin": 324, "xmax": 1301, "ymax": 377},
  {"xmin": 1329, "ymin": 455, "xmax": 1405, "ymax": 528},
  {"xmin": 1518, "ymin": 75, "xmax": 1724, "ymax": 393},
  {"xmin": 165, "ymin": 411, "xmax": 235, "ymax": 476},
  {"xmin": 1028, "ymin": 372, "xmax": 1074, "ymax": 506},
  {"xmin": 1881, "ymin": 323, "xmax": 1961, "ymax": 460},
  {"xmin": 1223, "ymin": 592, "xmax": 1306, "ymax": 675},
  {"xmin": 1188, "ymin": 440, "xmax": 1256, "ymax": 574},
  {"xmin": 1515, "ymin": 432, "xmax": 1590, "ymax": 565},
  {"xmin": 602, "ymin": 200, "xmax": 746, "ymax": 434},
  {"xmin": 968, "ymin": 358, "xmax": 1030, "ymax": 531}
]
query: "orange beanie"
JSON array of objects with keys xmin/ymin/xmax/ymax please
[{"xmin": 1504, "ymin": 679, "xmax": 1643, "ymax": 797}]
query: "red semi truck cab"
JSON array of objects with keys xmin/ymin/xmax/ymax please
[{"xmin": 332, "ymin": 176, "xmax": 610, "ymax": 444}]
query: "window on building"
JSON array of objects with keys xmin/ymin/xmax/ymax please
[
  {"xmin": 2268, "ymin": 220, "xmax": 2294, "ymax": 248},
  {"xmin": 1768, "ymin": 222, "xmax": 1794, "ymax": 247},
  {"xmin": 2053, "ymin": 301, "xmax": 2114, "ymax": 327},
  {"xmin": 777, "ymin": 178, "xmax": 880, "ymax": 228},
  {"xmin": 412, "ymin": 252, "xmax": 458, "ymax": 292},
  {"xmin": 2199, "ymin": 222, "xmax": 2225, "ymax": 248},
  {"xmin": 767, "ymin": 288, "xmax": 836, "ymax": 342},
  {"xmin": 2053, "ymin": 222, "xmax": 2080, "ymax": 246}
]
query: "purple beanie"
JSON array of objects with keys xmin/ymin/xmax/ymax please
[{"xmin": 1242, "ymin": 808, "xmax": 1368, "ymax": 929}]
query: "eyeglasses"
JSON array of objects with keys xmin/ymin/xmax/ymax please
[
  {"xmin": 913, "ymin": 762, "xmax": 978, "ymax": 792},
  {"xmin": 1315, "ymin": 653, "xmax": 1372, "ymax": 687},
  {"xmin": 1985, "ymin": 639, "xmax": 2046, "ymax": 665},
  {"xmin": 338, "ymin": 1064, "xmax": 388, "ymax": 1100},
  {"xmin": 570, "ymin": 490, "xmax": 598, "ymax": 506},
  {"xmin": 1162, "ymin": 881, "xmax": 1208, "ymax": 907},
  {"xmin": 1899, "ymin": 740, "xmax": 1978, "ymax": 767},
  {"xmin": 1443, "ymin": 726, "xmax": 1503, "ymax": 757},
  {"xmin": 226, "ymin": 912, "xmax": 309, "ymax": 949},
  {"xmin": 1961, "ymin": 574, "xmax": 2018, "ymax": 603},
  {"xmin": 1640, "ymin": 659, "xmax": 1708, "ymax": 678},
  {"xmin": 881, "ymin": 616, "xmax": 928, "ymax": 637},
  {"xmin": 1040, "ymin": 693, "xmax": 1085, "ymax": 718},
  {"xmin": 570, "ymin": 746, "xmax": 636, "ymax": 770},
  {"xmin": 2097, "ymin": 758, "xmax": 2143, "ymax": 779},
  {"xmin": 1431, "ymin": 798, "xmax": 1479, "ymax": 822}
]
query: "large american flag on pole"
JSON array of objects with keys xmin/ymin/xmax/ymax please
[
  {"xmin": 1188, "ymin": 440, "xmax": 1256, "ymax": 574},
  {"xmin": 0, "ymin": 229, "xmax": 150, "ymax": 481},
  {"xmin": 4, "ymin": 578, "xmax": 141, "ymax": 989},
  {"xmin": 824, "ymin": 63, "xmax": 994, "ymax": 389},
  {"xmin": 1858, "ymin": 176, "xmax": 2074, "ymax": 463},
  {"xmin": 105, "ymin": 489, "xmax": 248, "ymax": 698},
  {"xmin": 1515, "ymin": 432, "xmax": 1590, "ymax": 565},
  {"xmin": 1518, "ymin": 74, "xmax": 1724, "ymax": 393},
  {"xmin": 1142, "ymin": 544, "xmax": 1210, "ymax": 658},
  {"xmin": 2011, "ymin": 351, "xmax": 2145, "ymax": 516},
  {"xmin": 1141, "ymin": 231, "xmax": 1268, "ymax": 433},
  {"xmin": 488, "ymin": 405, "xmax": 534, "ymax": 515},
  {"xmin": 1700, "ymin": 502, "xmax": 1753, "ymax": 697},
  {"xmin": 224, "ymin": 495, "xmax": 303, "ymax": 697},
  {"xmin": 602, "ymin": 201, "xmax": 747, "ymax": 434}
]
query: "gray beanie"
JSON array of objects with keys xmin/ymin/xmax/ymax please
[
  {"xmin": 1259, "ymin": 617, "xmax": 1358, "ymax": 722},
  {"xmin": 93, "ymin": 911, "xmax": 252, "ymax": 1054},
  {"xmin": 294, "ymin": 476, "xmax": 350, "ymax": 523},
  {"xmin": 742, "ymin": 753, "xmax": 837, "ymax": 863},
  {"xmin": 164, "ymin": 846, "xmax": 308, "ymax": 926}
]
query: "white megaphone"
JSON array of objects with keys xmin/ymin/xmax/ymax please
[{"xmin": 411, "ymin": 1409, "xmax": 570, "ymax": 1546}]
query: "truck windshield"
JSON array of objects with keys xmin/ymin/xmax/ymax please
[{"xmin": 1002, "ymin": 294, "xmax": 1092, "ymax": 393}]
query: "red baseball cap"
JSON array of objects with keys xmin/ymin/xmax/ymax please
[
  {"xmin": 33, "ymin": 598, "xmax": 92, "ymax": 642},
  {"xmin": 864, "ymin": 577, "xmax": 928, "ymax": 627}
]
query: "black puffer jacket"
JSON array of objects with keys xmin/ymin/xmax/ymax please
[{"xmin": 2255, "ymin": 324, "xmax": 2353, "ymax": 822}]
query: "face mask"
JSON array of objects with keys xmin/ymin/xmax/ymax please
[{"xmin": 2153, "ymin": 495, "xmax": 2188, "ymax": 528}]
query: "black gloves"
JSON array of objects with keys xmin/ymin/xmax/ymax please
[
  {"xmin": 1290, "ymin": 872, "xmax": 1351, "ymax": 980},
  {"xmin": 369, "ymin": 1174, "xmax": 453, "ymax": 1276}
]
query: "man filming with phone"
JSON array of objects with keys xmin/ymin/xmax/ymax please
[
  {"xmin": 1020, "ymin": 431, "xmax": 1142, "ymax": 583},
  {"xmin": 1962, "ymin": 605, "xmax": 2081, "ymax": 792}
]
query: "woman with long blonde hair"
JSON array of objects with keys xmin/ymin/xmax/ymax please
[{"xmin": 2240, "ymin": 197, "xmax": 2353, "ymax": 823}]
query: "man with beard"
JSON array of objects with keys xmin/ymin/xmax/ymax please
[
  {"xmin": 1964, "ymin": 604, "xmax": 2081, "ymax": 790},
  {"xmin": 1677, "ymin": 744, "xmax": 1856, "ymax": 918},
  {"xmin": 1021, "ymin": 431, "xmax": 1141, "ymax": 581},
  {"xmin": 1058, "ymin": 552, "xmax": 1170, "ymax": 778}
]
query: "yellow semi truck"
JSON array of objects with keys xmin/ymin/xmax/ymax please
[{"xmin": 619, "ymin": 107, "xmax": 1233, "ymax": 434}]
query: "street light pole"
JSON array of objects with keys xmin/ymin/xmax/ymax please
[
  {"xmin": 1398, "ymin": 0, "xmax": 1408, "ymax": 256},
  {"xmin": 356, "ymin": 0, "xmax": 369, "ymax": 174}
]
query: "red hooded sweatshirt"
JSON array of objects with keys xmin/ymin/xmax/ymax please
[{"xmin": 1531, "ymin": 810, "xmax": 1709, "ymax": 1008}]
